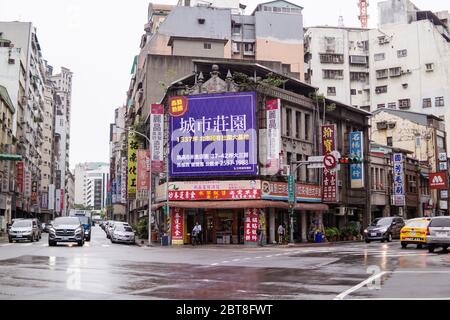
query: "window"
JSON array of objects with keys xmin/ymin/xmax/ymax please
[
  {"xmin": 387, "ymin": 137, "xmax": 393, "ymax": 147},
  {"xmin": 415, "ymin": 136, "xmax": 421, "ymax": 147},
  {"xmin": 286, "ymin": 108, "xmax": 292, "ymax": 136},
  {"xmin": 327, "ymin": 87, "xmax": 336, "ymax": 96},
  {"xmin": 273, "ymin": 7, "xmax": 281, "ymax": 13},
  {"xmin": 350, "ymin": 89, "xmax": 357, "ymax": 95},
  {"xmin": 349, "ymin": 55, "xmax": 368, "ymax": 65},
  {"xmin": 374, "ymin": 53, "xmax": 385, "ymax": 61},
  {"xmin": 423, "ymin": 98, "xmax": 432, "ymax": 108},
  {"xmin": 323, "ymin": 69, "xmax": 343, "ymax": 79},
  {"xmin": 377, "ymin": 103, "xmax": 386, "ymax": 109},
  {"xmin": 243, "ymin": 43, "xmax": 255, "ymax": 55},
  {"xmin": 389, "ymin": 67, "xmax": 401, "ymax": 77},
  {"xmin": 263, "ymin": 6, "xmax": 271, "ymax": 11},
  {"xmin": 376, "ymin": 69, "xmax": 388, "ymax": 79},
  {"xmin": 295, "ymin": 111, "xmax": 301, "ymax": 139},
  {"xmin": 375, "ymin": 86, "xmax": 388, "ymax": 94},
  {"xmin": 231, "ymin": 24, "xmax": 241, "ymax": 35},
  {"xmin": 425, "ymin": 63, "xmax": 434, "ymax": 71},
  {"xmin": 360, "ymin": 105, "xmax": 370, "ymax": 111},
  {"xmin": 320, "ymin": 53, "xmax": 344, "ymax": 64},
  {"xmin": 203, "ymin": 43, "xmax": 211, "ymax": 50},
  {"xmin": 232, "ymin": 42, "xmax": 240, "ymax": 53},
  {"xmin": 436, "ymin": 96, "xmax": 445, "ymax": 107},
  {"xmin": 350, "ymin": 72, "xmax": 368, "ymax": 82},
  {"xmin": 304, "ymin": 114, "xmax": 310, "ymax": 140},
  {"xmin": 397, "ymin": 49, "xmax": 407, "ymax": 58},
  {"xmin": 398, "ymin": 99, "xmax": 411, "ymax": 109},
  {"xmin": 388, "ymin": 102, "xmax": 396, "ymax": 109}
]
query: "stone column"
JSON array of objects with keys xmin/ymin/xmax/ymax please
[
  {"xmin": 301, "ymin": 211, "xmax": 307, "ymax": 242},
  {"xmin": 269, "ymin": 208, "xmax": 275, "ymax": 244}
]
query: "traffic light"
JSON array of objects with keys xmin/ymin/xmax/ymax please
[{"xmin": 339, "ymin": 157, "xmax": 363, "ymax": 165}]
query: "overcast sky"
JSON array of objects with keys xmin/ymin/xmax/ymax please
[{"xmin": 0, "ymin": 0, "xmax": 447, "ymax": 170}]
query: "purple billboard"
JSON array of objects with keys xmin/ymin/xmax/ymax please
[{"xmin": 169, "ymin": 92, "xmax": 257, "ymax": 177}]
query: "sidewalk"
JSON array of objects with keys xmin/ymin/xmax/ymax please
[
  {"xmin": 134, "ymin": 238, "xmax": 363, "ymax": 248},
  {"xmin": 0, "ymin": 234, "xmax": 8, "ymax": 243}
]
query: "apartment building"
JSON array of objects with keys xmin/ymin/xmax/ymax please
[
  {"xmin": 304, "ymin": 0, "xmax": 450, "ymax": 148},
  {"xmin": 50, "ymin": 67, "xmax": 73, "ymax": 216},
  {"xmin": 74, "ymin": 162, "xmax": 109, "ymax": 210},
  {"xmin": 108, "ymin": 106, "xmax": 127, "ymax": 220},
  {"xmin": 0, "ymin": 22, "xmax": 46, "ymax": 218},
  {"xmin": 371, "ymin": 109, "xmax": 448, "ymax": 216},
  {"xmin": 0, "ymin": 85, "xmax": 15, "ymax": 231}
]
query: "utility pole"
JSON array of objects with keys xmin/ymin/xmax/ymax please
[{"xmin": 288, "ymin": 161, "xmax": 311, "ymax": 243}]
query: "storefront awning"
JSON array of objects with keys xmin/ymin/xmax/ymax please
[{"xmin": 153, "ymin": 201, "xmax": 329, "ymax": 212}]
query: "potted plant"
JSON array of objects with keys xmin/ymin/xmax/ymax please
[
  {"xmin": 332, "ymin": 227, "xmax": 340, "ymax": 242},
  {"xmin": 325, "ymin": 228, "xmax": 335, "ymax": 242}
]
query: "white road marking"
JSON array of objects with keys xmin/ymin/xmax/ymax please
[
  {"xmin": 232, "ymin": 259, "xmax": 240, "ymax": 262},
  {"xmin": 265, "ymin": 255, "xmax": 273, "ymax": 258},
  {"xmin": 335, "ymin": 271, "xmax": 387, "ymax": 300},
  {"xmin": 1, "ymin": 243, "xmax": 12, "ymax": 247},
  {"xmin": 336, "ymin": 270, "xmax": 450, "ymax": 300},
  {"xmin": 41, "ymin": 244, "xmax": 48, "ymax": 247},
  {"xmin": 210, "ymin": 263, "xmax": 219, "ymax": 266},
  {"xmin": 102, "ymin": 244, "xmax": 110, "ymax": 248},
  {"xmin": 20, "ymin": 243, "xmax": 33, "ymax": 247},
  {"xmin": 221, "ymin": 261, "xmax": 230, "ymax": 264},
  {"xmin": 255, "ymin": 257, "xmax": 262, "ymax": 259},
  {"xmin": 244, "ymin": 257, "xmax": 251, "ymax": 260}
]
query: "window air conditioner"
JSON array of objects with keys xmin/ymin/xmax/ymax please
[{"xmin": 335, "ymin": 207, "xmax": 346, "ymax": 216}]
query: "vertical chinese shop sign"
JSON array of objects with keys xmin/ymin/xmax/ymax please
[
  {"xmin": 244, "ymin": 208, "xmax": 259, "ymax": 244},
  {"xmin": 322, "ymin": 125, "xmax": 338, "ymax": 203},
  {"xmin": 393, "ymin": 153, "xmax": 406, "ymax": 206},
  {"xmin": 266, "ymin": 99, "xmax": 281, "ymax": 175},
  {"xmin": 16, "ymin": 162, "xmax": 24, "ymax": 194},
  {"xmin": 171, "ymin": 207, "xmax": 184, "ymax": 245},
  {"xmin": 128, "ymin": 132, "xmax": 138, "ymax": 199},
  {"xmin": 137, "ymin": 149, "xmax": 150, "ymax": 201},
  {"xmin": 150, "ymin": 104, "xmax": 165, "ymax": 173},
  {"xmin": 350, "ymin": 132, "xmax": 364, "ymax": 188}
]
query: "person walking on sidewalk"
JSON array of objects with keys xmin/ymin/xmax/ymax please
[
  {"xmin": 192, "ymin": 222, "xmax": 202, "ymax": 246},
  {"xmin": 278, "ymin": 224, "xmax": 285, "ymax": 245},
  {"xmin": 257, "ymin": 222, "xmax": 264, "ymax": 247}
]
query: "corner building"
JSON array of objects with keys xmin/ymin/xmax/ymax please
[{"xmin": 154, "ymin": 61, "xmax": 370, "ymax": 245}]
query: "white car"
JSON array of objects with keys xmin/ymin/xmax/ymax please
[{"xmin": 110, "ymin": 224, "xmax": 135, "ymax": 244}]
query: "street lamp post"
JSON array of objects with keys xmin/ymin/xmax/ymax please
[
  {"xmin": 288, "ymin": 161, "xmax": 310, "ymax": 243},
  {"xmin": 116, "ymin": 126, "xmax": 153, "ymax": 246}
]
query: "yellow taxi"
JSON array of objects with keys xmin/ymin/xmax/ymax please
[{"xmin": 400, "ymin": 218, "xmax": 431, "ymax": 249}]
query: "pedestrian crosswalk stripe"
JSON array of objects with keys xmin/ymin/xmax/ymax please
[
  {"xmin": 0, "ymin": 243, "xmax": 12, "ymax": 247},
  {"xmin": 102, "ymin": 244, "xmax": 110, "ymax": 247},
  {"xmin": 41, "ymin": 244, "xmax": 48, "ymax": 247},
  {"xmin": 21, "ymin": 243, "xmax": 33, "ymax": 247}
]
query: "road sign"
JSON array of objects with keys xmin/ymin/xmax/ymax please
[
  {"xmin": 308, "ymin": 163, "xmax": 325, "ymax": 169},
  {"xmin": 288, "ymin": 175, "xmax": 295, "ymax": 204},
  {"xmin": 308, "ymin": 156, "xmax": 325, "ymax": 163},
  {"xmin": 324, "ymin": 154, "xmax": 337, "ymax": 170}
]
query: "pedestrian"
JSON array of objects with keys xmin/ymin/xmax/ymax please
[
  {"xmin": 257, "ymin": 222, "xmax": 264, "ymax": 247},
  {"xmin": 278, "ymin": 224, "xmax": 285, "ymax": 245},
  {"xmin": 192, "ymin": 222, "xmax": 202, "ymax": 245}
]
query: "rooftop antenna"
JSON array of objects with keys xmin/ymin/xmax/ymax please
[{"xmin": 338, "ymin": 15, "xmax": 345, "ymax": 27}]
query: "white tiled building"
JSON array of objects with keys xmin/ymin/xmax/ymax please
[{"xmin": 304, "ymin": 0, "xmax": 450, "ymax": 147}]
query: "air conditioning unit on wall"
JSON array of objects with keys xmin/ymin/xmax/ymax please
[{"xmin": 335, "ymin": 206, "xmax": 347, "ymax": 216}]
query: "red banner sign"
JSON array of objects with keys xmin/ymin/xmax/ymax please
[
  {"xmin": 16, "ymin": 162, "xmax": 24, "ymax": 194},
  {"xmin": 430, "ymin": 172, "xmax": 447, "ymax": 190},
  {"xmin": 169, "ymin": 189, "xmax": 260, "ymax": 201},
  {"xmin": 244, "ymin": 208, "xmax": 259, "ymax": 243},
  {"xmin": 322, "ymin": 125, "xmax": 338, "ymax": 203},
  {"xmin": 171, "ymin": 208, "xmax": 184, "ymax": 245}
]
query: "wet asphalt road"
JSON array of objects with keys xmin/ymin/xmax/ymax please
[{"xmin": 1, "ymin": 226, "xmax": 450, "ymax": 300}]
